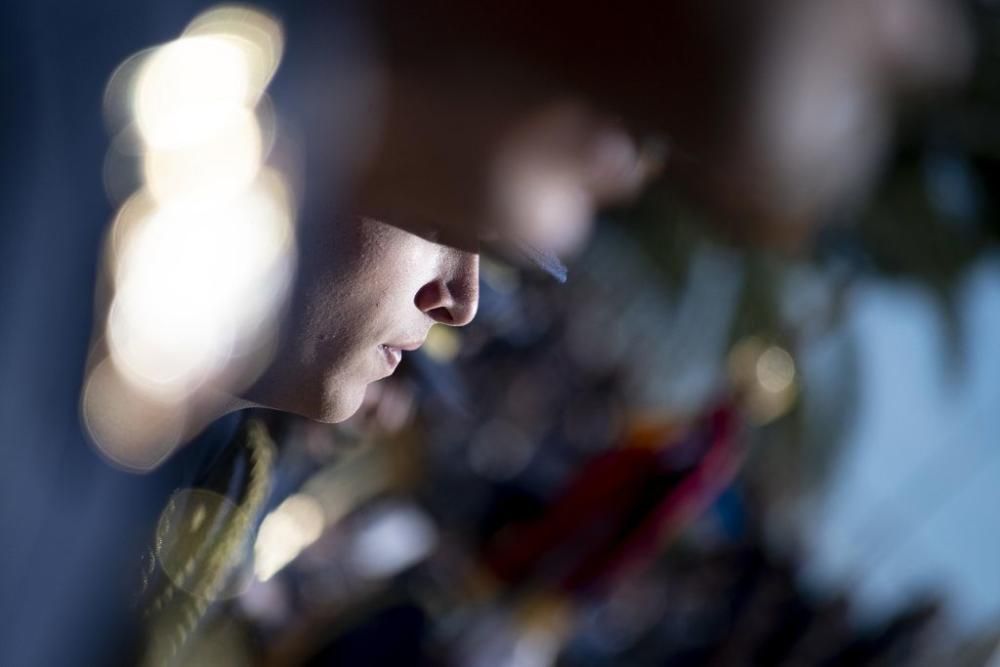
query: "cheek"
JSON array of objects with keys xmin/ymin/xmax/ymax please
[
  {"xmin": 363, "ymin": 225, "xmax": 442, "ymax": 308},
  {"xmin": 311, "ymin": 242, "xmax": 422, "ymax": 369},
  {"xmin": 282, "ymin": 220, "xmax": 440, "ymax": 419},
  {"xmin": 305, "ymin": 322, "xmax": 378, "ymax": 423}
]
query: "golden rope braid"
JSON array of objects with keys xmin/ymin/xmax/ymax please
[{"xmin": 142, "ymin": 418, "xmax": 275, "ymax": 667}]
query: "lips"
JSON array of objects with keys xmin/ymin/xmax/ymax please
[
  {"xmin": 379, "ymin": 340, "xmax": 424, "ymax": 374},
  {"xmin": 380, "ymin": 344, "xmax": 403, "ymax": 370}
]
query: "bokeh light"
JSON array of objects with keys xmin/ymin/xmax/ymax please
[
  {"xmin": 424, "ymin": 324, "xmax": 462, "ymax": 363},
  {"xmin": 135, "ymin": 36, "xmax": 252, "ymax": 150},
  {"xmin": 154, "ymin": 488, "xmax": 252, "ymax": 600},
  {"xmin": 254, "ymin": 493, "xmax": 326, "ymax": 582},
  {"xmin": 143, "ymin": 107, "xmax": 262, "ymax": 202},
  {"xmin": 83, "ymin": 4, "xmax": 295, "ymax": 469},
  {"xmin": 80, "ymin": 357, "xmax": 189, "ymax": 471},
  {"xmin": 347, "ymin": 502, "xmax": 438, "ymax": 580},
  {"xmin": 728, "ymin": 336, "xmax": 799, "ymax": 424},
  {"xmin": 183, "ymin": 5, "xmax": 284, "ymax": 97}
]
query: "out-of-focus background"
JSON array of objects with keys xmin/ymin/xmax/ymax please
[{"xmin": 2, "ymin": 1, "xmax": 1000, "ymax": 665}]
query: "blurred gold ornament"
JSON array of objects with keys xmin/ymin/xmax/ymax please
[{"xmin": 727, "ymin": 336, "xmax": 798, "ymax": 424}]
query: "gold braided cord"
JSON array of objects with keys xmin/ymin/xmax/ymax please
[{"xmin": 143, "ymin": 418, "xmax": 275, "ymax": 667}]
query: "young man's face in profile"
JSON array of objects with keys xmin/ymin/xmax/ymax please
[
  {"xmin": 234, "ymin": 8, "xmax": 665, "ymax": 426},
  {"xmin": 237, "ymin": 74, "xmax": 647, "ymax": 426},
  {"xmin": 244, "ymin": 216, "xmax": 479, "ymax": 423}
]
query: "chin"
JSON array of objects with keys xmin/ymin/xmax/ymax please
[
  {"xmin": 313, "ymin": 380, "xmax": 367, "ymax": 424},
  {"xmin": 241, "ymin": 372, "xmax": 366, "ymax": 425}
]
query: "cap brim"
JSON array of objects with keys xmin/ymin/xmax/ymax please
[{"xmin": 485, "ymin": 236, "xmax": 568, "ymax": 283}]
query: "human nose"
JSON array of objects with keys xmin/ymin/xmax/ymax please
[{"xmin": 414, "ymin": 252, "xmax": 480, "ymax": 326}]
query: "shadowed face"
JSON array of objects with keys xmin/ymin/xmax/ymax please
[
  {"xmin": 243, "ymin": 216, "xmax": 479, "ymax": 422},
  {"xmin": 240, "ymin": 48, "xmax": 652, "ymax": 424}
]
